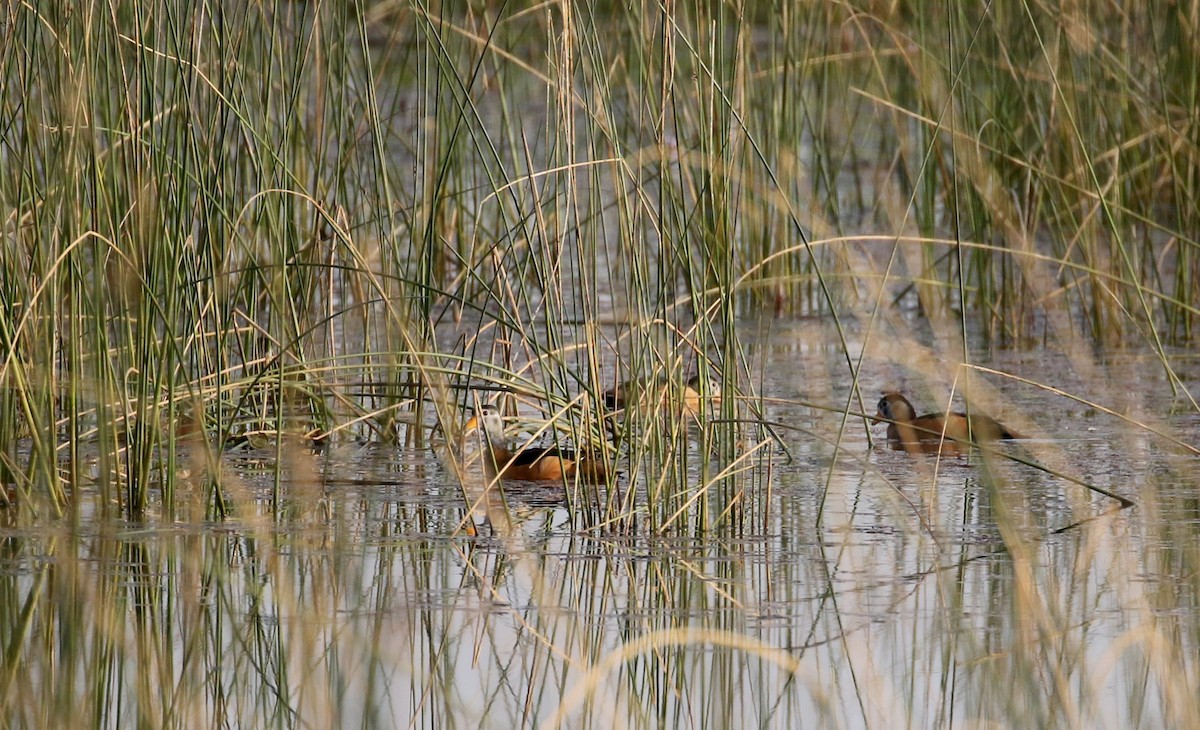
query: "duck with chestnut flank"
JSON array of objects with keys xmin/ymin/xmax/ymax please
[
  {"xmin": 872, "ymin": 392, "xmax": 1023, "ymax": 454},
  {"xmin": 462, "ymin": 405, "xmax": 610, "ymax": 482}
]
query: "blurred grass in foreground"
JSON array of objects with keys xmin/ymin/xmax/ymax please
[{"xmin": 1, "ymin": 2, "xmax": 1198, "ymax": 727}]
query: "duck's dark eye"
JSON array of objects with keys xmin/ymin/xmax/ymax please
[{"xmin": 877, "ymin": 398, "xmax": 890, "ymax": 417}]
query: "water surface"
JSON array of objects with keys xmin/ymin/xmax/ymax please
[{"xmin": 6, "ymin": 321, "xmax": 1196, "ymax": 729}]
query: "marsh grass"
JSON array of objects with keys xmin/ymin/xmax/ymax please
[{"xmin": 1, "ymin": 1, "xmax": 1199, "ymax": 727}]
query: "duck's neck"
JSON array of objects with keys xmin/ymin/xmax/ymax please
[
  {"xmin": 887, "ymin": 422, "xmax": 922, "ymax": 445},
  {"xmin": 464, "ymin": 428, "xmax": 509, "ymax": 476},
  {"xmin": 488, "ymin": 443, "xmax": 514, "ymax": 465}
]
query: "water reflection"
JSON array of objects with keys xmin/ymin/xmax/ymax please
[{"xmin": 4, "ymin": 336, "xmax": 1199, "ymax": 728}]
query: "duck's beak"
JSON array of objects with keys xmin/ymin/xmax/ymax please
[{"xmin": 871, "ymin": 409, "xmax": 885, "ymax": 426}]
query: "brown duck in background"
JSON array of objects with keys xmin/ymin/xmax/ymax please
[
  {"xmin": 462, "ymin": 405, "xmax": 610, "ymax": 482},
  {"xmin": 872, "ymin": 392, "xmax": 1023, "ymax": 454},
  {"xmin": 603, "ymin": 374, "xmax": 720, "ymax": 416}
]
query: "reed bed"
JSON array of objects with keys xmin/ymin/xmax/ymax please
[{"xmin": 1, "ymin": 1, "xmax": 1198, "ymax": 727}]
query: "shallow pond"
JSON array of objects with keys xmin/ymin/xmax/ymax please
[
  {"xmin": 4, "ymin": 317, "xmax": 1197, "ymax": 729},
  {"xmin": 8, "ymin": 1, "xmax": 1200, "ymax": 727}
]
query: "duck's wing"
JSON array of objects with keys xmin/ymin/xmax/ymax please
[
  {"xmin": 945, "ymin": 411, "xmax": 1023, "ymax": 441},
  {"xmin": 508, "ymin": 446, "xmax": 579, "ymax": 466},
  {"xmin": 909, "ymin": 412, "xmax": 971, "ymax": 442}
]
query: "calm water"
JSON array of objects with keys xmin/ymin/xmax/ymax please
[{"xmin": 5, "ymin": 318, "xmax": 1197, "ymax": 729}]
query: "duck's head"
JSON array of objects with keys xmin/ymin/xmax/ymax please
[
  {"xmin": 872, "ymin": 392, "xmax": 916, "ymax": 425},
  {"xmin": 463, "ymin": 404, "xmax": 506, "ymax": 444}
]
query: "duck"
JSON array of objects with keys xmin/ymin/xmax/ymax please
[
  {"xmin": 603, "ymin": 374, "xmax": 720, "ymax": 416},
  {"xmin": 872, "ymin": 391, "xmax": 1023, "ymax": 454},
  {"xmin": 461, "ymin": 405, "xmax": 610, "ymax": 482}
]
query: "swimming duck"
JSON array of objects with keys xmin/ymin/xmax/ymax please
[
  {"xmin": 872, "ymin": 392, "xmax": 1023, "ymax": 454},
  {"xmin": 462, "ymin": 405, "xmax": 610, "ymax": 482}
]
